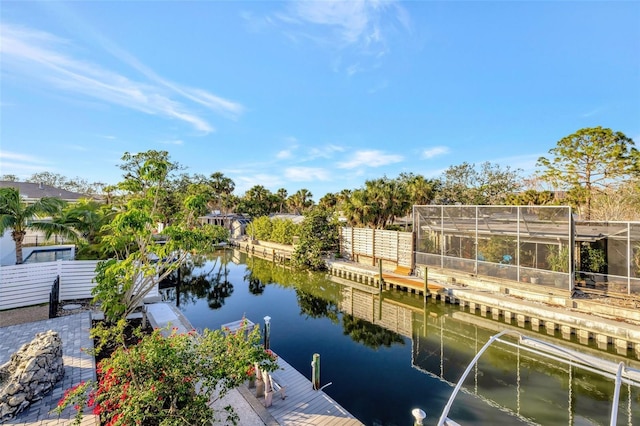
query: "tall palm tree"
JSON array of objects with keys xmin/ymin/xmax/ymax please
[{"xmin": 0, "ymin": 187, "xmax": 75, "ymax": 264}]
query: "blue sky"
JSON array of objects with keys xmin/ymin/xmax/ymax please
[{"xmin": 1, "ymin": 1, "xmax": 639, "ymax": 200}]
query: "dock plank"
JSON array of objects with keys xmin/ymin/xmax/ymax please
[{"xmin": 259, "ymin": 353, "xmax": 363, "ymax": 425}]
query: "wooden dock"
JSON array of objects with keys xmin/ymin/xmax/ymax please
[{"xmin": 262, "ymin": 353, "xmax": 363, "ymax": 425}]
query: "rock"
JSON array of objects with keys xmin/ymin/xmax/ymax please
[{"xmin": 0, "ymin": 330, "xmax": 64, "ymax": 422}]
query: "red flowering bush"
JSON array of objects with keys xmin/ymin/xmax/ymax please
[{"xmin": 55, "ymin": 319, "xmax": 278, "ymax": 425}]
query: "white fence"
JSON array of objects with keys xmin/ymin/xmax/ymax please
[{"xmin": 0, "ymin": 260, "xmax": 99, "ymax": 310}]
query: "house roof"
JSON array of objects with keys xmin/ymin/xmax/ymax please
[{"xmin": 0, "ymin": 181, "xmax": 87, "ymax": 202}]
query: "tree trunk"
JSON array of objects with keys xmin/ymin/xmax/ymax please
[{"xmin": 12, "ymin": 230, "xmax": 26, "ymax": 264}]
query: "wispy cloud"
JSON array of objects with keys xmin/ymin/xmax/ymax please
[
  {"xmin": 307, "ymin": 144, "xmax": 345, "ymax": 160},
  {"xmin": 0, "ymin": 23, "xmax": 244, "ymax": 133},
  {"xmin": 422, "ymin": 146, "xmax": 450, "ymax": 159},
  {"xmin": 285, "ymin": 167, "xmax": 331, "ymax": 181},
  {"xmin": 581, "ymin": 106, "xmax": 607, "ymax": 118},
  {"xmin": 0, "ymin": 151, "xmax": 53, "ymax": 177},
  {"xmin": 234, "ymin": 174, "xmax": 284, "ymax": 194},
  {"xmin": 277, "ymin": 137, "xmax": 299, "ymax": 159},
  {"xmin": 160, "ymin": 140, "xmax": 184, "ymax": 146},
  {"xmin": 277, "ymin": 149, "xmax": 294, "ymax": 159},
  {"xmin": 273, "ymin": 0, "xmax": 410, "ymax": 73},
  {"xmin": 337, "ymin": 149, "xmax": 403, "ymax": 169}
]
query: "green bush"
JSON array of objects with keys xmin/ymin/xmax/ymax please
[{"xmin": 56, "ymin": 320, "xmax": 278, "ymax": 426}]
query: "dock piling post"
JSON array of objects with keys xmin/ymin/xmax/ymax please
[
  {"xmin": 312, "ymin": 353, "xmax": 320, "ymax": 390},
  {"xmin": 424, "ymin": 267, "xmax": 429, "ymax": 300}
]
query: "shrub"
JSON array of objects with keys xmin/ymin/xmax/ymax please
[{"xmin": 55, "ymin": 320, "xmax": 278, "ymax": 425}]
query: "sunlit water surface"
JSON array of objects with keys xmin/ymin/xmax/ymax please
[{"xmin": 161, "ymin": 250, "xmax": 640, "ymax": 426}]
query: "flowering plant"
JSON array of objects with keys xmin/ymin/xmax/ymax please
[{"xmin": 54, "ymin": 319, "xmax": 278, "ymax": 425}]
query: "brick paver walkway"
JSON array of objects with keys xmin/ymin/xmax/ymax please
[{"xmin": 0, "ymin": 313, "xmax": 99, "ymax": 425}]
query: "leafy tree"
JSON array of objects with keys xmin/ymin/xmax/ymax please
[
  {"xmin": 26, "ymin": 171, "xmax": 103, "ymax": 195},
  {"xmin": 287, "ymin": 188, "xmax": 314, "ymax": 214},
  {"xmin": 1, "ymin": 174, "xmax": 18, "ymax": 181},
  {"xmin": 436, "ymin": 162, "xmax": 521, "ymax": 205},
  {"xmin": 237, "ymin": 185, "xmax": 276, "ymax": 218},
  {"xmin": 208, "ymin": 172, "xmax": 235, "ymax": 214},
  {"xmin": 246, "ymin": 216, "xmax": 273, "ymax": 241},
  {"xmin": 317, "ymin": 192, "xmax": 338, "ymax": 210},
  {"xmin": 537, "ymin": 127, "xmax": 637, "ymax": 220},
  {"xmin": 398, "ymin": 172, "xmax": 441, "ymax": 206},
  {"xmin": 54, "ymin": 199, "xmax": 116, "ymax": 259},
  {"xmin": 342, "ymin": 177, "xmax": 410, "ymax": 228},
  {"xmin": 270, "ymin": 218, "xmax": 299, "ymax": 244},
  {"xmin": 589, "ymin": 179, "xmax": 640, "ymax": 220},
  {"xmin": 505, "ymin": 189, "xmax": 555, "ymax": 206},
  {"xmin": 292, "ymin": 207, "xmax": 339, "ymax": 270},
  {"xmin": 0, "ymin": 187, "xmax": 74, "ymax": 264},
  {"xmin": 92, "ymin": 151, "xmax": 225, "ymax": 322},
  {"xmin": 275, "ymin": 188, "xmax": 289, "ymax": 213}
]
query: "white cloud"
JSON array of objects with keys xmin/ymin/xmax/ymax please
[
  {"xmin": 422, "ymin": 146, "xmax": 450, "ymax": 159},
  {"xmin": 274, "ymin": 0, "xmax": 410, "ymax": 73},
  {"xmin": 0, "ymin": 151, "xmax": 53, "ymax": 177},
  {"xmin": 0, "ymin": 23, "xmax": 244, "ymax": 133},
  {"xmin": 160, "ymin": 140, "xmax": 184, "ymax": 146},
  {"xmin": 277, "ymin": 149, "xmax": 294, "ymax": 159},
  {"xmin": 234, "ymin": 174, "xmax": 284, "ymax": 194},
  {"xmin": 284, "ymin": 167, "xmax": 331, "ymax": 181},
  {"xmin": 337, "ymin": 149, "xmax": 403, "ymax": 169},
  {"xmin": 307, "ymin": 144, "xmax": 345, "ymax": 159}
]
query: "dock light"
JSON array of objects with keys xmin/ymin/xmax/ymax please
[
  {"xmin": 412, "ymin": 408, "xmax": 426, "ymax": 425},
  {"xmin": 264, "ymin": 316, "xmax": 271, "ymax": 350}
]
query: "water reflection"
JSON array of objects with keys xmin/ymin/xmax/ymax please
[{"xmin": 164, "ymin": 250, "xmax": 640, "ymax": 425}]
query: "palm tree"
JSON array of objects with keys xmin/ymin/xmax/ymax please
[
  {"xmin": 0, "ymin": 187, "xmax": 75, "ymax": 264},
  {"xmin": 288, "ymin": 189, "xmax": 314, "ymax": 214}
]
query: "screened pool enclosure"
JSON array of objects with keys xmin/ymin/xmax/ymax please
[{"xmin": 413, "ymin": 205, "xmax": 640, "ymax": 296}]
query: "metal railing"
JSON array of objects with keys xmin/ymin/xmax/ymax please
[{"xmin": 48, "ymin": 275, "xmax": 60, "ymax": 319}]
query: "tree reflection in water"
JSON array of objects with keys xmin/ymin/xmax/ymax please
[
  {"xmin": 342, "ymin": 315, "xmax": 405, "ymax": 349},
  {"xmin": 161, "ymin": 250, "xmax": 234, "ymax": 309},
  {"xmin": 296, "ymin": 289, "xmax": 339, "ymax": 323}
]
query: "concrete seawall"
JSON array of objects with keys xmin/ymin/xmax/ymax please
[{"xmin": 327, "ymin": 260, "xmax": 640, "ymax": 360}]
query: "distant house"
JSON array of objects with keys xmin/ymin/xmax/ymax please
[
  {"xmin": 0, "ymin": 181, "xmax": 87, "ymax": 204},
  {"xmin": 198, "ymin": 212, "xmax": 252, "ymax": 239}
]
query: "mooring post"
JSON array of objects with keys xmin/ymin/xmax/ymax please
[
  {"xmin": 312, "ymin": 353, "xmax": 320, "ymax": 390},
  {"xmin": 424, "ymin": 266, "xmax": 429, "ymax": 300},
  {"xmin": 263, "ymin": 316, "xmax": 271, "ymax": 350}
]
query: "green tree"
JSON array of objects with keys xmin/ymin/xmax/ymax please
[
  {"xmin": 537, "ymin": 127, "xmax": 637, "ymax": 220},
  {"xmin": 287, "ymin": 188, "xmax": 314, "ymax": 214},
  {"xmin": 399, "ymin": 172, "xmax": 441, "ymax": 206},
  {"xmin": 54, "ymin": 199, "xmax": 116, "ymax": 259},
  {"xmin": 92, "ymin": 151, "xmax": 224, "ymax": 322},
  {"xmin": 437, "ymin": 162, "xmax": 521, "ymax": 205},
  {"xmin": 237, "ymin": 185, "xmax": 276, "ymax": 218},
  {"xmin": 275, "ymin": 188, "xmax": 289, "ymax": 213},
  {"xmin": 0, "ymin": 187, "xmax": 74, "ymax": 264},
  {"xmin": 208, "ymin": 172, "xmax": 235, "ymax": 214},
  {"xmin": 292, "ymin": 207, "xmax": 339, "ymax": 270}
]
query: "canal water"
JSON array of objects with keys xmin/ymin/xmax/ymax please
[{"xmin": 161, "ymin": 249, "xmax": 640, "ymax": 425}]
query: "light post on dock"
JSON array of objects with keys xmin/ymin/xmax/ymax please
[{"xmin": 263, "ymin": 315, "xmax": 271, "ymax": 350}]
